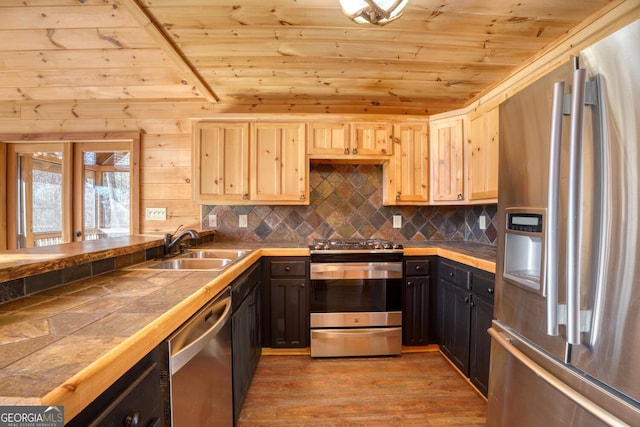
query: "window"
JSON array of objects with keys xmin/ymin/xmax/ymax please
[{"xmin": 3, "ymin": 133, "xmax": 140, "ymax": 249}]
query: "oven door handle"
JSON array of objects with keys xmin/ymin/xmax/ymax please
[{"xmin": 310, "ymin": 262, "xmax": 402, "ymax": 280}]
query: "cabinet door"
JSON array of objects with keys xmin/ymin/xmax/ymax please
[
  {"xmin": 469, "ymin": 295, "xmax": 493, "ymax": 397},
  {"xmin": 386, "ymin": 123, "xmax": 429, "ymax": 204},
  {"xmin": 270, "ymin": 278, "xmax": 309, "ymax": 347},
  {"xmin": 350, "ymin": 122, "xmax": 393, "ymax": 156},
  {"xmin": 404, "ymin": 275, "xmax": 431, "ymax": 346},
  {"xmin": 438, "ymin": 278, "xmax": 471, "ymax": 375},
  {"xmin": 308, "ymin": 122, "xmax": 348, "ymax": 155},
  {"xmin": 430, "ymin": 118, "xmax": 464, "ymax": 202},
  {"xmin": 468, "ymin": 106, "xmax": 499, "ymax": 201},
  {"xmin": 193, "ymin": 122, "xmax": 249, "ymax": 203},
  {"xmin": 250, "ymin": 123, "xmax": 308, "ymax": 204}
]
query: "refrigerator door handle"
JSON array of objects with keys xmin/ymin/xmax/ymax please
[
  {"xmin": 489, "ymin": 328, "xmax": 631, "ymax": 427},
  {"xmin": 545, "ymin": 81, "xmax": 565, "ymax": 336},
  {"xmin": 566, "ymin": 68, "xmax": 587, "ymax": 345}
]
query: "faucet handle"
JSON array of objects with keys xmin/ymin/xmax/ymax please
[{"xmin": 170, "ymin": 224, "xmax": 184, "ymax": 237}]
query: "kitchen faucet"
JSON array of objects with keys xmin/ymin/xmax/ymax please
[{"xmin": 164, "ymin": 225, "xmax": 200, "ymax": 255}]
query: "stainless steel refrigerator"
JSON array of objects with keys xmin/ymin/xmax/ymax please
[{"xmin": 488, "ymin": 19, "xmax": 640, "ymax": 426}]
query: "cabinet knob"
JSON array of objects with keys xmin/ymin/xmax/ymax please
[
  {"xmin": 285, "ymin": 266, "xmax": 291, "ymax": 272},
  {"xmin": 352, "ymin": 147, "xmax": 358, "ymax": 155},
  {"xmin": 123, "ymin": 412, "xmax": 140, "ymax": 427},
  {"xmin": 414, "ymin": 265, "xmax": 422, "ymax": 271},
  {"xmin": 300, "ymin": 193, "xmax": 305, "ymax": 200},
  {"xmin": 407, "ymin": 281, "xmax": 413, "ymax": 286},
  {"xmin": 464, "ymin": 296, "xmax": 469, "ymax": 304},
  {"xmin": 396, "ymin": 192, "xmax": 401, "ymax": 201},
  {"xmin": 344, "ymin": 147, "xmax": 350, "ymax": 154},
  {"xmin": 488, "ymin": 288, "xmax": 494, "ymax": 294},
  {"xmin": 299, "ymin": 283, "xmax": 305, "ymax": 288},
  {"xmin": 242, "ymin": 193, "xmax": 249, "ymax": 200},
  {"xmin": 449, "ymin": 272, "xmax": 454, "ymax": 277},
  {"xmin": 471, "ymin": 301, "xmax": 476, "ymax": 307},
  {"xmin": 457, "ymin": 193, "xmax": 463, "ymax": 200}
]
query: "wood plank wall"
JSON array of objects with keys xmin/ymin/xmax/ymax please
[{"xmin": 0, "ymin": 101, "xmax": 218, "ymax": 235}]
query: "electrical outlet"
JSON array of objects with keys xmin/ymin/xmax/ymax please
[
  {"xmin": 208, "ymin": 214, "xmax": 217, "ymax": 228},
  {"xmin": 393, "ymin": 215, "xmax": 402, "ymax": 229},
  {"xmin": 479, "ymin": 215, "xmax": 487, "ymax": 230},
  {"xmin": 145, "ymin": 207, "xmax": 166, "ymax": 221},
  {"xmin": 239, "ymin": 214, "xmax": 248, "ymax": 228}
]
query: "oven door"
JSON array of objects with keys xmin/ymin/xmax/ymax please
[{"xmin": 309, "ymin": 262, "xmax": 402, "ymax": 313}]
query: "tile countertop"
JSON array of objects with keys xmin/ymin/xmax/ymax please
[{"xmin": 0, "ymin": 239, "xmax": 495, "ymax": 422}]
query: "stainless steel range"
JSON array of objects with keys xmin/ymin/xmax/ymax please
[{"xmin": 309, "ymin": 238, "xmax": 404, "ymax": 357}]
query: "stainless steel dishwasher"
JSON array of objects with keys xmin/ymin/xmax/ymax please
[{"xmin": 166, "ymin": 287, "xmax": 233, "ymax": 427}]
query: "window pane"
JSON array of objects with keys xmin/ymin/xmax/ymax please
[
  {"xmin": 83, "ymin": 151, "xmax": 130, "ymax": 240},
  {"xmin": 18, "ymin": 152, "xmax": 63, "ymax": 248}
]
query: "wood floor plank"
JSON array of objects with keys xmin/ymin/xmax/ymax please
[{"xmin": 237, "ymin": 352, "xmax": 487, "ymax": 427}]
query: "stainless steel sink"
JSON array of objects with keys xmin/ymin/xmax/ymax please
[
  {"xmin": 147, "ymin": 258, "xmax": 234, "ymax": 270},
  {"xmin": 181, "ymin": 249, "xmax": 249, "ymax": 259}
]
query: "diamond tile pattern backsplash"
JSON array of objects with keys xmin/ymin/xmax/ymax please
[{"xmin": 203, "ymin": 164, "xmax": 497, "ymax": 245}]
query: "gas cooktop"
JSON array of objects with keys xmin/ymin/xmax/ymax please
[{"xmin": 309, "ymin": 238, "xmax": 404, "ymax": 254}]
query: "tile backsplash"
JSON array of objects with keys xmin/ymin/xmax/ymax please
[{"xmin": 203, "ymin": 164, "xmax": 497, "ymax": 245}]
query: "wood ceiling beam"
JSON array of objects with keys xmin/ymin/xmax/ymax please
[{"xmin": 119, "ymin": 0, "xmax": 220, "ymax": 103}]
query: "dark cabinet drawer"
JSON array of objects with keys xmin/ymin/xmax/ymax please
[
  {"xmin": 405, "ymin": 259, "xmax": 430, "ymax": 277},
  {"xmin": 471, "ymin": 270, "xmax": 495, "ymax": 303},
  {"xmin": 270, "ymin": 260, "xmax": 306, "ymax": 277},
  {"xmin": 439, "ymin": 260, "xmax": 470, "ymax": 289}
]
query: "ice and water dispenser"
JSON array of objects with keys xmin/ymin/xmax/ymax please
[{"xmin": 503, "ymin": 208, "xmax": 546, "ymax": 296}]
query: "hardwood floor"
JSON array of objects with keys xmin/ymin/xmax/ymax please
[{"xmin": 237, "ymin": 350, "xmax": 487, "ymax": 427}]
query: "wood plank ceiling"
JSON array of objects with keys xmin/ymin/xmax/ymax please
[{"xmin": 0, "ymin": 0, "xmax": 616, "ymax": 115}]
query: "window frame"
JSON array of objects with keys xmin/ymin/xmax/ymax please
[{"xmin": 2, "ymin": 132, "xmax": 140, "ymax": 250}]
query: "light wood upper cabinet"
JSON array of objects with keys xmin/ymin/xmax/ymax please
[
  {"xmin": 350, "ymin": 122, "xmax": 393, "ymax": 156},
  {"xmin": 430, "ymin": 117, "xmax": 465, "ymax": 203},
  {"xmin": 307, "ymin": 122, "xmax": 349, "ymax": 156},
  {"xmin": 250, "ymin": 122, "xmax": 308, "ymax": 204},
  {"xmin": 193, "ymin": 122, "xmax": 250, "ymax": 204},
  {"xmin": 467, "ymin": 106, "xmax": 499, "ymax": 202},
  {"xmin": 384, "ymin": 123, "xmax": 430, "ymax": 205},
  {"xmin": 308, "ymin": 121, "xmax": 393, "ymax": 159}
]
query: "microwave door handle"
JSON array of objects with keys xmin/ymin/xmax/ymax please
[
  {"xmin": 566, "ymin": 68, "xmax": 587, "ymax": 345},
  {"xmin": 546, "ymin": 81, "xmax": 565, "ymax": 336}
]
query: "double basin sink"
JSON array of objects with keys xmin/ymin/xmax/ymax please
[{"xmin": 131, "ymin": 249, "xmax": 250, "ymax": 272}]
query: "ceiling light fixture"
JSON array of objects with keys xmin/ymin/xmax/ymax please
[{"xmin": 339, "ymin": 0, "xmax": 409, "ymax": 26}]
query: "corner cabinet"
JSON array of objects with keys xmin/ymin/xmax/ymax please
[
  {"xmin": 250, "ymin": 122, "xmax": 308, "ymax": 204},
  {"xmin": 193, "ymin": 122, "xmax": 250, "ymax": 204},
  {"xmin": 384, "ymin": 123, "xmax": 430, "ymax": 205},
  {"xmin": 430, "ymin": 117, "xmax": 465, "ymax": 203},
  {"xmin": 467, "ymin": 106, "xmax": 499, "ymax": 202}
]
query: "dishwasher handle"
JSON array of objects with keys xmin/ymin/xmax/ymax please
[{"xmin": 170, "ymin": 292, "xmax": 232, "ymax": 375}]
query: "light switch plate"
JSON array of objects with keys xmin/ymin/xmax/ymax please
[
  {"xmin": 239, "ymin": 214, "xmax": 248, "ymax": 228},
  {"xmin": 479, "ymin": 215, "xmax": 487, "ymax": 230},
  {"xmin": 393, "ymin": 215, "xmax": 402, "ymax": 229},
  {"xmin": 145, "ymin": 207, "xmax": 166, "ymax": 221},
  {"xmin": 208, "ymin": 214, "xmax": 217, "ymax": 228}
]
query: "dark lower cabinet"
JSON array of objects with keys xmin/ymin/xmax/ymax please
[
  {"xmin": 438, "ymin": 277, "xmax": 471, "ymax": 371},
  {"xmin": 263, "ymin": 257, "xmax": 309, "ymax": 348},
  {"xmin": 437, "ymin": 258, "xmax": 494, "ymax": 397},
  {"xmin": 67, "ymin": 347, "xmax": 163, "ymax": 427},
  {"xmin": 469, "ymin": 293, "xmax": 493, "ymax": 396},
  {"xmin": 403, "ymin": 257, "xmax": 435, "ymax": 346},
  {"xmin": 231, "ymin": 261, "xmax": 262, "ymax": 423}
]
